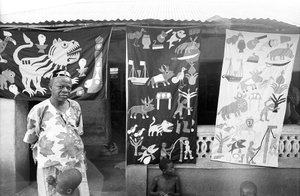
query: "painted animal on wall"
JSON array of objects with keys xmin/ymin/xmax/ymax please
[
  {"xmin": 147, "ymin": 65, "xmax": 174, "ymax": 88},
  {"xmin": 128, "ymin": 97, "xmax": 155, "ymax": 119},
  {"xmin": 218, "ymin": 93, "xmax": 248, "ymax": 120}
]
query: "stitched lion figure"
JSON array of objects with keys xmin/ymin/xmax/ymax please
[{"xmin": 13, "ymin": 33, "xmax": 81, "ymax": 96}]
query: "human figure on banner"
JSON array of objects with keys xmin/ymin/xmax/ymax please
[{"xmin": 23, "ymin": 69, "xmax": 90, "ymax": 196}]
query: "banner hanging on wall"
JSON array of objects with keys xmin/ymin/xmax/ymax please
[
  {"xmin": 126, "ymin": 25, "xmax": 201, "ymax": 165},
  {"xmin": 0, "ymin": 27, "xmax": 112, "ymax": 100},
  {"xmin": 211, "ymin": 29, "xmax": 299, "ymax": 167}
]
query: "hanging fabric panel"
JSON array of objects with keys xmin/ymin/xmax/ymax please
[
  {"xmin": 0, "ymin": 27, "xmax": 112, "ymax": 100},
  {"xmin": 126, "ymin": 25, "xmax": 201, "ymax": 165},
  {"xmin": 211, "ymin": 29, "xmax": 300, "ymax": 167}
]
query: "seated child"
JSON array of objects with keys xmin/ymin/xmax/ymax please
[
  {"xmin": 240, "ymin": 181, "xmax": 258, "ymax": 196},
  {"xmin": 47, "ymin": 168, "xmax": 82, "ymax": 196},
  {"xmin": 149, "ymin": 158, "xmax": 181, "ymax": 196}
]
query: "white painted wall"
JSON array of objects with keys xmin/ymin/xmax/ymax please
[{"xmin": 0, "ymin": 99, "xmax": 30, "ymax": 195}]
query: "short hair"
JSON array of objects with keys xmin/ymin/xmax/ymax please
[
  {"xmin": 240, "ymin": 181, "xmax": 257, "ymax": 194},
  {"xmin": 56, "ymin": 168, "xmax": 82, "ymax": 194},
  {"xmin": 159, "ymin": 158, "xmax": 173, "ymax": 172}
]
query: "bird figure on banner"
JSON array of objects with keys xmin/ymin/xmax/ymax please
[
  {"xmin": 0, "ymin": 31, "xmax": 16, "ymax": 63},
  {"xmin": 172, "ymin": 67, "xmax": 186, "ymax": 88},
  {"xmin": 127, "ymin": 28, "xmax": 146, "ymax": 47}
]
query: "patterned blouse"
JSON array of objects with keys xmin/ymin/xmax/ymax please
[{"xmin": 23, "ymin": 99, "xmax": 85, "ymax": 169}]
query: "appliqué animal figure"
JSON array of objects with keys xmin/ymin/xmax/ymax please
[
  {"xmin": 226, "ymin": 32, "xmax": 243, "ymax": 45},
  {"xmin": 171, "ymin": 67, "xmax": 186, "ymax": 88},
  {"xmin": 128, "ymin": 97, "xmax": 154, "ymax": 119},
  {"xmin": 267, "ymin": 43, "xmax": 294, "ymax": 61},
  {"xmin": 167, "ymin": 30, "xmax": 186, "ymax": 49},
  {"xmin": 234, "ymin": 117, "xmax": 256, "ymax": 136},
  {"xmin": 13, "ymin": 33, "xmax": 81, "ymax": 97},
  {"xmin": 0, "ymin": 31, "xmax": 16, "ymax": 63},
  {"xmin": 218, "ymin": 93, "xmax": 248, "ymax": 120},
  {"xmin": 216, "ymin": 123, "xmax": 227, "ymax": 129},
  {"xmin": 137, "ymin": 144, "xmax": 159, "ymax": 164},
  {"xmin": 148, "ymin": 116, "xmax": 173, "ymax": 136},
  {"xmin": 147, "ymin": 65, "xmax": 174, "ymax": 88},
  {"xmin": 173, "ymin": 36, "xmax": 200, "ymax": 65},
  {"xmin": 228, "ymin": 139, "xmax": 246, "ymax": 154},
  {"xmin": 0, "ymin": 69, "xmax": 15, "ymax": 90},
  {"xmin": 237, "ymin": 78, "xmax": 256, "ymax": 93}
]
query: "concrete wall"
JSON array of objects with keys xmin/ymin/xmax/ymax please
[
  {"xmin": 148, "ymin": 167, "xmax": 300, "ymax": 196},
  {"xmin": 79, "ymin": 99, "xmax": 112, "ymax": 159},
  {"xmin": 0, "ymin": 99, "xmax": 30, "ymax": 195},
  {"xmin": 126, "ymin": 165, "xmax": 147, "ymax": 196},
  {"xmin": 79, "ymin": 99, "xmax": 111, "ymax": 143}
]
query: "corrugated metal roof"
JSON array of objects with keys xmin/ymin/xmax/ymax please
[{"xmin": 0, "ymin": 0, "xmax": 299, "ymax": 27}]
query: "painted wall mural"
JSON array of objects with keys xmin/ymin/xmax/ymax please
[
  {"xmin": 0, "ymin": 27, "xmax": 112, "ymax": 100},
  {"xmin": 126, "ymin": 26, "xmax": 201, "ymax": 165},
  {"xmin": 211, "ymin": 29, "xmax": 299, "ymax": 167}
]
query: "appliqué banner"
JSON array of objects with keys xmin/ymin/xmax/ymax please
[
  {"xmin": 211, "ymin": 29, "xmax": 299, "ymax": 167},
  {"xmin": 0, "ymin": 27, "xmax": 112, "ymax": 100},
  {"xmin": 126, "ymin": 25, "xmax": 201, "ymax": 165}
]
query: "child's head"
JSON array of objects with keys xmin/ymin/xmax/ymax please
[
  {"xmin": 47, "ymin": 168, "xmax": 82, "ymax": 195},
  {"xmin": 159, "ymin": 158, "xmax": 175, "ymax": 175},
  {"xmin": 240, "ymin": 181, "xmax": 257, "ymax": 196}
]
